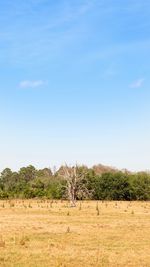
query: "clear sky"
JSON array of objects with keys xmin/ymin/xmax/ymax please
[{"xmin": 0, "ymin": 0, "xmax": 150, "ymax": 171}]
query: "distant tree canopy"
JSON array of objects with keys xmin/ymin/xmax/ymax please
[{"xmin": 0, "ymin": 164, "xmax": 150, "ymax": 200}]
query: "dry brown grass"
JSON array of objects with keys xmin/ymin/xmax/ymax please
[{"xmin": 0, "ymin": 200, "xmax": 150, "ymax": 267}]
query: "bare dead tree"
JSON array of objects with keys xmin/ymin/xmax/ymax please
[
  {"xmin": 63, "ymin": 165, "xmax": 77, "ymax": 207},
  {"xmin": 62, "ymin": 164, "xmax": 93, "ymax": 207}
]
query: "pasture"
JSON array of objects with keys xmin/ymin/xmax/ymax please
[{"xmin": 0, "ymin": 200, "xmax": 150, "ymax": 267}]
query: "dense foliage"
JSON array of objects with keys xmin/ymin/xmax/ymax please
[{"xmin": 0, "ymin": 164, "xmax": 150, "ymax": 200}]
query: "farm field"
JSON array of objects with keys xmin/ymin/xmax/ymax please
[{"xmin": 0, "ymin": 200, "xmax": 150, "ymax": 267}]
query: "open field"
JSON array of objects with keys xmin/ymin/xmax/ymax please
[{"xmin": 0, "ymin": 200, "xmax": 150, "ymax": 267}]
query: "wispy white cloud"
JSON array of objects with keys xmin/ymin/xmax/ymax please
[
  {"xmin": 129, "ymin": 78, "xmax": 145, "ymax": 88},
  {"xmin": 19, "ymin": 80, "xmax": 45, "ymax": 89},
  {"xmin": 44, "ymin": 0, "xmax": 94, "ymax": 30}
]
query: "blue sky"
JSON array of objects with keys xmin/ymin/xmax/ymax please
[{"xmin": 0, "ymin": 0, "xmax": 150, "ymax": 171}]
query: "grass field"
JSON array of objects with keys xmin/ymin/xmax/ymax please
[{"xmin": 0, "ymin": 200, "xmax": 150, "ymax": 267}]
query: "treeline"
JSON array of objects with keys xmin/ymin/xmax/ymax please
[{"xmin": 0, "ymin": 164, "xmax": 150, "ymax": 200}]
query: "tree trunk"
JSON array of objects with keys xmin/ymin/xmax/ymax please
[{"xmin": 68, "ymin": 182, "xmax": 76, "ymax": 207}]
